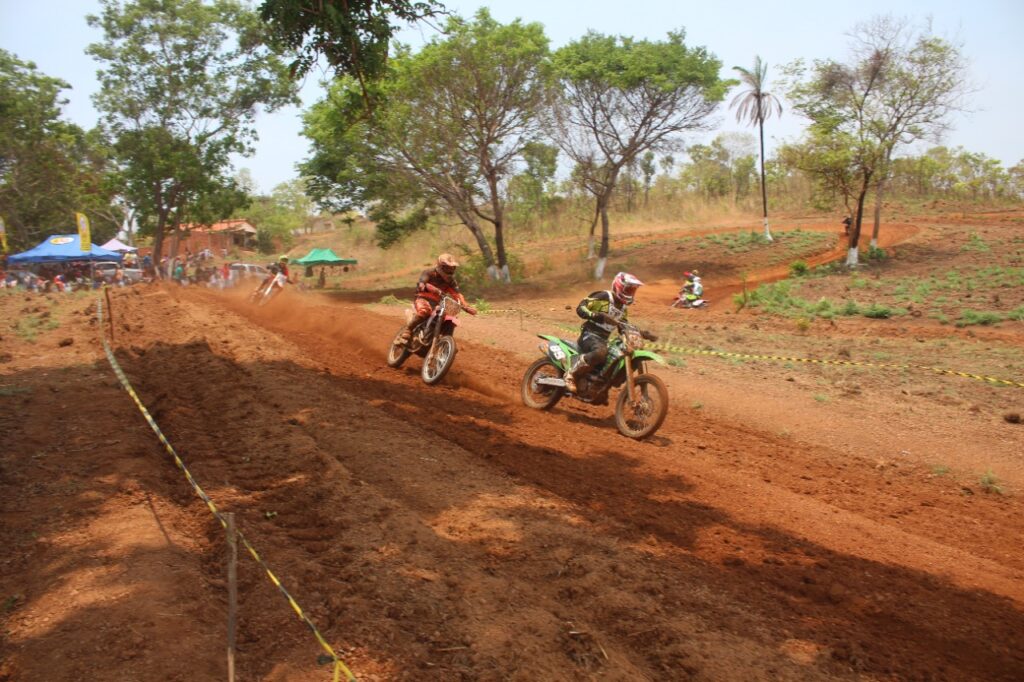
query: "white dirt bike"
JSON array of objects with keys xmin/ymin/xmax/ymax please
[{"xmin": 250, "ymin": 272, "xmax": 287, "ymax": 306}]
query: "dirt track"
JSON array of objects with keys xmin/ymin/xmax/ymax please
[
  {"xmin": 3, "ymin": 215, "xmax": 1023, "ymax": 680},
  {"xmin": 3, "ymin": 269, "xmax": 1022, "ymax": 680}
]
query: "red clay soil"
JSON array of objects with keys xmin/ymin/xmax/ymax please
[{"xmin": 3, "ymin": 270, "xmax": 1022, "ymax": 680}]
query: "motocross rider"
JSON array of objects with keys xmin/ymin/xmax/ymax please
[
  {"xmin": 254, "ymin": 255, "xmax": 291, "ymax": 297},
  {"xmin": 564, "ymin": 272, "xmax": 645, "ymax": 394},
  {"xmin": 681, "ymin": 270, "xmax": 703, "ymax": 301},
  {"xmin": 276, "ymin": 255, "xmax": 291, "ymax": 281},
  {"xmin": 397, "ymin": 253, "xmax": 478, "ymax": 346}
]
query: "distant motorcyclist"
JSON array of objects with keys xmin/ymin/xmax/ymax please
[
  {"xmin": 254, "ymin": 255, "xmax": 291, "ymax": 296},
  {"xmin": 276, "ymin": 255, "xmax": 292, "ymax": 282},
  {"xmin": 564, "ymin": 272, "xmax": 644, "ymax": 394},
  {"xmin": 682, "ymin": 270, "xmax": 703, "ymax": 299},
  {"xmin": 397, "ymin": 253, "xmax": 478, "ymax": 346}
]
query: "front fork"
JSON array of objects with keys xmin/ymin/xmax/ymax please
[
  {"xmin": 426, "ymin": 311, "xmax": 445, "ymax": 361},
  {"xmin": 623, "ymin": 351, "xmax": 637, "ymax": 404}
]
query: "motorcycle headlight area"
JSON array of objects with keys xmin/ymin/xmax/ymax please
[{"xmin": 624, "ymin": 332, "xmax": 645, "ymax": 351}]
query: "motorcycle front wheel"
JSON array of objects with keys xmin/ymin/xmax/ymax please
[
  {"xmin": 386, "ymin": 326, "xmax": 412, "ymax": 368},
  {"xmin": 520, "ymin": 358, "xmax": 565, "ymax": 410},
  {"xmin": 615, "ymin": 373, "xmax": 669, "ymax": 439},
  {"xmin": 421, "ymin": 335, "xmax": 456, "ymax": 384},
  {"xmin": 258, "ymin": 287, "xmax": 278, "ymax": 306}
]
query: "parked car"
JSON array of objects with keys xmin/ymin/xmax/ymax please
[
  {"xmin": 229, "ymin": 263, "xmax": 269, "ymax": 281},
  {"xmin": 93, "ymin": 261, "xmax": 145, "ymax": 284}
]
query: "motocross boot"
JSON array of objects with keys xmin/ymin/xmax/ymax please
[
  {"xmin": 563, "ymin": 355, "xmax": 587, "ymax": 394},
  {"xmin": 397, "ymin": 316, "xmax": 423, "ymax": 346}
]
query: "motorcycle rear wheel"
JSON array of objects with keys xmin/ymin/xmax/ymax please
[
  {"xmin": 521, "ymin": 358, "xmax": 565, "ymax": 410},
  {"xmin": 615, "ymin": 373, "xmax": 669, "ymax": 440},
  {"xmin": 386, "ymin": 326, "xmax": 411, "ymax": 368},
  {"xmin": 421, "ymin": 335, "xmax": 456, "ymax": 384}
]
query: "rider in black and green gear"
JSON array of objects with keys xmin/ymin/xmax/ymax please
[{"xmin": 564, "ymin": 272, "xmax": 644, "ymax": 394}]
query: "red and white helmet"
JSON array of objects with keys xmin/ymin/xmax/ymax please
[{"xmin": 611, "ymin": 272, "xmax": 643, "ymax": 305}]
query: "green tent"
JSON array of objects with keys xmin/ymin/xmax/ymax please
[{"xmin": 294, "ymin": 248, "xmax": 357, "ymax": 266}]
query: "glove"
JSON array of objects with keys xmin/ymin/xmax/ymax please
[
  {"xmin": 464, "ymin": 304, "xmax": 478, "ymax": 316},
  {"xmin": 641, "ymin": 330, "xmax": 658, "ymax": 342}
]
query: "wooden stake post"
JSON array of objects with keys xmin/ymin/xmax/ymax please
[{"xmin": 226, "ymin": 512, "xmax": 238, "ymax": 682}]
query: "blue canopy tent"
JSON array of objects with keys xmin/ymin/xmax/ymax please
[{"xmin": 8, "ymin": 234, "xmax": 123, "ymax": 264}]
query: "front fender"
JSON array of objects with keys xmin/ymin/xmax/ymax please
[
  {"xmin": 613, "ymin": 350, "xmax": 667, "ymax": 373},
  {"xmin": 632, "ymin": 349, "xmax": 666, "ymax": 365}
]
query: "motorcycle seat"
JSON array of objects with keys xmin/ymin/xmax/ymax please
[{"xmin": 560, "ymin": 339, "xmax": 579, "ymax": 352}]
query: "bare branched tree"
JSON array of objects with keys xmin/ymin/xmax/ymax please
[{"xmin": 787, "ymin": 16, "xmax": 971, "ymax": 265}]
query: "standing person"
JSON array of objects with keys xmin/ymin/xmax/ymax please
[
  {"xmin": 397, "ymin": 253, "xmax": 478, "ymax": 346},
  {"xmin": 318, "ymin": 267, "xmax": 326, "ymax": 289},
  {"xmin": 564, "ymin": 272, "xmax": 644, "ymax": 394}
]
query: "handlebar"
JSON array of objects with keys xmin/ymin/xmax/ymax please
[
  {"xmin": 440, "ymin": 295, "xmax": 477, "ymax": 316},
  {"xmin": 612, "ymin": 319, "xmax": 657, "ymax": 343}
]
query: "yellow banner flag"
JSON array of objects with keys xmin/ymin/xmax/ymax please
[
  {"xmin": 0, "ymin": 217, "xmax": 7, "ymax": 254},
  {"xmin": 75, "ymin": 212, "xmax": 91, "ymax": 253}
]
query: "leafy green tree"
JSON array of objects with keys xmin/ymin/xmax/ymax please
[
  {"xmin": 677, "ymin": 134, "xmax": 755, "ymax": 204},
  {"xmin": 549, "ymin": 30, "xmax": 728, "ymax": 278},
  {"xmin": 0, "ymin": 50, "xmax": 119, "ymax": 249},
  {"xmin": 730, "ymin": 56, "xmax": 782, "ymax": 241},
  {"xmin": 1007, "ymin": 160, "xmax": 1024, "ymax": 200},
  {"xmin": 88, "ymin": 0, "xmax": 297, "ymax": 267},
  {"xmin": 507, "ymin": 141, "xmax": 558, "ymax": 225},
  {"xmin": 235, "ymin": 178, "xmax": 314, "ymax": 250},
  {"xmin": 786, "ymin": 16, "xmax": 969, "ymax": 264},
  {"xmin": 258, "ymin": 0, "xmax": 444, "ymax": 85},
  {"xmin": 303, "ymin": 9, "xmax": 551, "ymax": 281},
  {"xmin": 778, "ymin": 133, "xmax": 858, "ymax": 214}
]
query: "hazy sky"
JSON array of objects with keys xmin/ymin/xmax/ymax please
[{"xmin": 2, "ymin": 0, "xmax": 1022, "ymax": 192}]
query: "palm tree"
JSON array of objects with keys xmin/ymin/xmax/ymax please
[{"xmin": 730, "ymin": 56, "xmax": 783, "ymax": 242}]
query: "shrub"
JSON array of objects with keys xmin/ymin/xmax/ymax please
[
  {"xmin": 979, "ymin": 470, "xmax": 1003, "ymax": 495},
  {"xmin": 789, "ymin": 260, "xmax": 809, "ymax": 277},
  {"xmin": 956, "ymin": 310, "xmax": 1003, "ymax": 327},
  {"xmin": 378, "ymin": 294, "xmax": 409, "ymax": 306},
  {"xmin": 457, "ymin": 252, "xmax": 526, "ymax": 287},
  {"xmin": 863, "ymin": 304, "xmax": 893, "ymax": 319},
  {"xmin": 864, "ymin": 245, "xmax": 887, "ymax": 261},
  {"xmin": 1006, "ymin": 306, "xmax": 1024, "ymax": 322},
  {"xmin": 841, "ymin": 300, "xmax": 860, "ymax": 316}
]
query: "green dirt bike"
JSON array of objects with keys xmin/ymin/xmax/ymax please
[{"xmin": 521, "ymin": 320, "xmax": 670, "ymax": 439}]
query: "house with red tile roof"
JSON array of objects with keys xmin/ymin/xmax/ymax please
[{"xmin": 174, "ymin": 219, "xmax": 257, "ymax": 255}]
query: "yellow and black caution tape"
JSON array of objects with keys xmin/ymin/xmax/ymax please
[
  {"xmin": 475, "ymin": 305, "xmax": 1023, "ymax": 389},
  {"xmin": 648, "ymin": 341, "xmax": 1024, "ymax": 389},
  {"xmin": 96, "ymin": 295, "xmax": 356, "ymax": 681}
]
